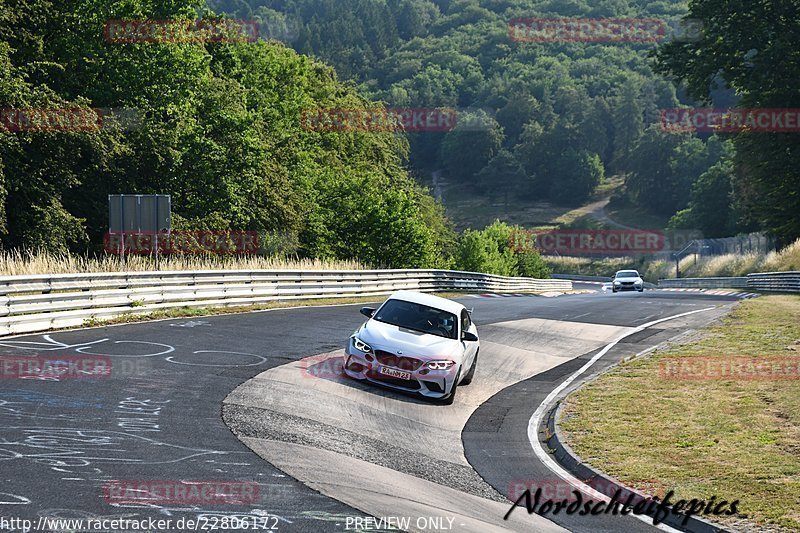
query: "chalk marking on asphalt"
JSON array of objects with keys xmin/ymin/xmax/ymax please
[
  {"xmin": 165, "ymin": 350, "xmax": 267, "ymax": 367},
  {"xmin": 527, "ymin": 306, "xmax": 716, "ymax": 533},
  {"xmin": 0, "ymin": 492, "xmax": 31, "ymax": 505}
]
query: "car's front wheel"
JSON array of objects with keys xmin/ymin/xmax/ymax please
[
  {"xmin": 461, "ymin": 350, "xmax": 478, "ymax": 386},
  {"xmin": 442, "ymin": 368, "xmax": 460, "ymax": 405}
]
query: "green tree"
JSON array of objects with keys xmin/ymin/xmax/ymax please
[
  {"xmin": 669, "ymin": 159, "xmax": 737, "ymax": 238},
  {"xmin": 440, "ymin": 112, "xmax": 502, "ymax": 183},
  {"xmin": 476, "ymin": 149, "xmax": 526, "ymax": 200},
  {"xmin": 393, "ymin": 0, "xmax": 439, "ymax": 39},
  {"xmin": 496, "ymin": 94, "xmax": 539, "ymax": 146},
  {"xmin": 625, "ymin": 126, "xmax": 721, "ymax": 217},
  {"xmin": 0, "ymin": 0, "xmax": 454, "ymax": 265},
  {"xmin": 609, "ymin": 78, "xmax": 644, "ymax": 173},
  {"xmin": 222, "ymin": 0, "xmax": 708, "ymax": 210},
  {"xmin": 653, "ymin": 0, "xmax": 800, "ymax": 243},
  {"xmin": 549, "ymin": 150, "xmax": 605, "ymax": 205},
  {"xmin": 516, "ymin": 251, "xmax": 551, "ymax": 279}
]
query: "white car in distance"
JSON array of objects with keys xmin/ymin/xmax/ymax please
[
  {"xmin": 612, "ymin": 270, "xmax": 645, "ymax": 293},
  {"xmin": 343, "ymin": 291, "xmax": 479, "ymax": 405}
]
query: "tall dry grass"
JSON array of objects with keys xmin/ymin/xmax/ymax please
[
  {"xmin": 684, "ymin": 253, "xmax": 763, "ymax": 277},
  {"xmin": 0, "ymin": 250, "xmax": 364, "ymax": 277},
  {"xmin": 641, "ymin": 259, "xmax": 675, "ymax": 281},
  {"xmin": 2, "ymin": 238, "xmax": 798, "ymax": 278},
  {"xmin": 546, "ymin": 238, "xmax": 800, "ymax": 281},
  {"xmin": 677, "ymin": 239, "xmax": 800, "ymax": 278},
  {"xmin": 545, "ymin": 256, "xmax": 675, "ymax": 282},
  {"xmin": 543, "ymin": 256, "xmax": 635, "ymax": 278},
  {"xmin": 763, "ymin": 238, "xmax": 800, "ymax": 272}
]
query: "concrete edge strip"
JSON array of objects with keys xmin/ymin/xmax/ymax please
[
  {"xmin": 0, "ymin": 300, "xmax": 384, "ymax": 340},
  {"xmin": 526, "ymin": 307, "xmax": 720, "ymax": 533}
]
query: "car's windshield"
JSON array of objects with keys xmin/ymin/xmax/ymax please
[
  {"xmin": 616, "ymin": 271, "xmax": 640, "ymax": 278},
  {"xmin": 373, "ymin": 299, "xmax": 457, "ymax": 339}
]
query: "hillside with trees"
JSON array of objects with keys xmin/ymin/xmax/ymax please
[
  {"xmin": 3, "ymin": 0, "xmax": 797, "ymax": 277},
  {"xmin": 211, "ymin": 0, "xmax": 799, "ymax": 245},
  {"xmin": 208, "ymin": 0, "xmax": 718, "ymax": 207}
]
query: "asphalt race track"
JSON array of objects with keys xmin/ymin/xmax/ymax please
[{"xmin": 0, "ymin": 288, "xmax": 744, "ymax": 532}]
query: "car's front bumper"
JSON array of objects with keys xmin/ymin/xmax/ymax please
[
  {"xmin": 343, "ymin": 341, "xmax": 458, "ymax": 399},
  {"xmin": 613, "ymin": 283, "xmax": 643, "ymax": 291}
]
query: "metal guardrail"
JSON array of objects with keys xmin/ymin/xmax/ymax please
[
  {"xmin": 658, "ymin": 272, "xmax": 800, "ymax": 292},
  {"xmin": 0, "ymin": 269, "xmax": 572, "ymax": 336},
  {"xmin": 658, "ymin": 277, "xmax": 749, "ymax": 289},
  {"xmin": 747, "ymin": 271, "xmax": 800, "ymax": 292}
]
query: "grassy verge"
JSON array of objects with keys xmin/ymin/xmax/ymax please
[
  {"xmin": 439, "ymin": 175, "xmax": 626, "ymax": 231},
  {"xmin": 605, "ymin": 195, "xmax": 672, "ymax": 230},
  {"xmin": 438, "ymin": 178, "xmax": 587, "ymax": 231},
  {"xmin": 560, "ymin": 296, "xmax": 800, "ymax": 531}
]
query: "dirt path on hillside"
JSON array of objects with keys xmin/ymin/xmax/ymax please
[{"xmin": 554, "ymin": 195, "xmax": 638, "ymax": 230}]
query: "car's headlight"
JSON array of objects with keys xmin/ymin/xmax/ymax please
[
  {"xmin": 352, "ymin": 336, "xmax": 372, "ymax": 353},
  {"xmin": 426, "ymin": 360, "xmax": 455, "ymax": 370},
  {"xmin": 635, "ymin": 279, "xmax": 643, "ymax": 285},
  {"xmin": 613, "ymin": 280, "xmax": 621, "ymax": 285}
]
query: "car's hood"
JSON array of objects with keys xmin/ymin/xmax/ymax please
[
  {"xmin": 614, "ymin": 276, "xmax": 642, "ymax": 282},
  {"xmin": 358, "ymin": 319, "xmax": 461, "ymax": 358}
]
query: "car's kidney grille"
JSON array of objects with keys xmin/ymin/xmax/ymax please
[{"xmin": 375, "ymin": 350, "xmax": 424, "ymax": 371}]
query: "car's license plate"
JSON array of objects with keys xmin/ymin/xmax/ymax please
[{"xmin": 379, "ymin": 366, "xmax": 411, "ymax": 380}]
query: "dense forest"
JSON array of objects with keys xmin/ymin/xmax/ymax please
[
  {"xmin": 209, "ymin": 0, "xmax": 799, "ymax": 244},
  {"xmin": 0, "ymin": 0, "xmax": 552, "ymax": 276},
  {"xmin": 1, "ymin": 0, "xmax": 797, "ymax": 275}
]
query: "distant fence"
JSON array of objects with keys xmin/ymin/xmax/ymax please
[
  {"xmin": 0, "ymin": 270, "xmax": 571, "ymax": 336},
  {"xmin": 695, "ymin": 233, "xmax": 775, "ymax": 256}
]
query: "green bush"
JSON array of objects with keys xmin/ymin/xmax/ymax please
[
  {"xmin": 517, "ymin": 252, "xmax": 551, "ymax": 279},
  {"xmin": 456, "ymin": 221, "xmax": 514, "ymax": 275},
  {"xmin": 456, "ymin": 220, "xmax": 550, "ymax": 278}
]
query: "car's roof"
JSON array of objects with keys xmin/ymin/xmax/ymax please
[
  {"xmin": 615, "ymin": 270, "xmax": 640, "ymax": 275},
  {"xmin": 386, "ymin": 290, "xmax": 464, "ymax": 315}
]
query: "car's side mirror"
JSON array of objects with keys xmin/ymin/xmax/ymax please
[
  {"xmin": 360, "ymin": 307, "xmax": 376, "ymax": 318},
  {"xmin": 462, "ymin": 331, "xmax": 478, "ymax": 342}
]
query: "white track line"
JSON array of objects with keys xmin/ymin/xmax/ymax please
[{"xmin": 527, "ymin": 306, "xmax": 716, "ymax": 533}]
